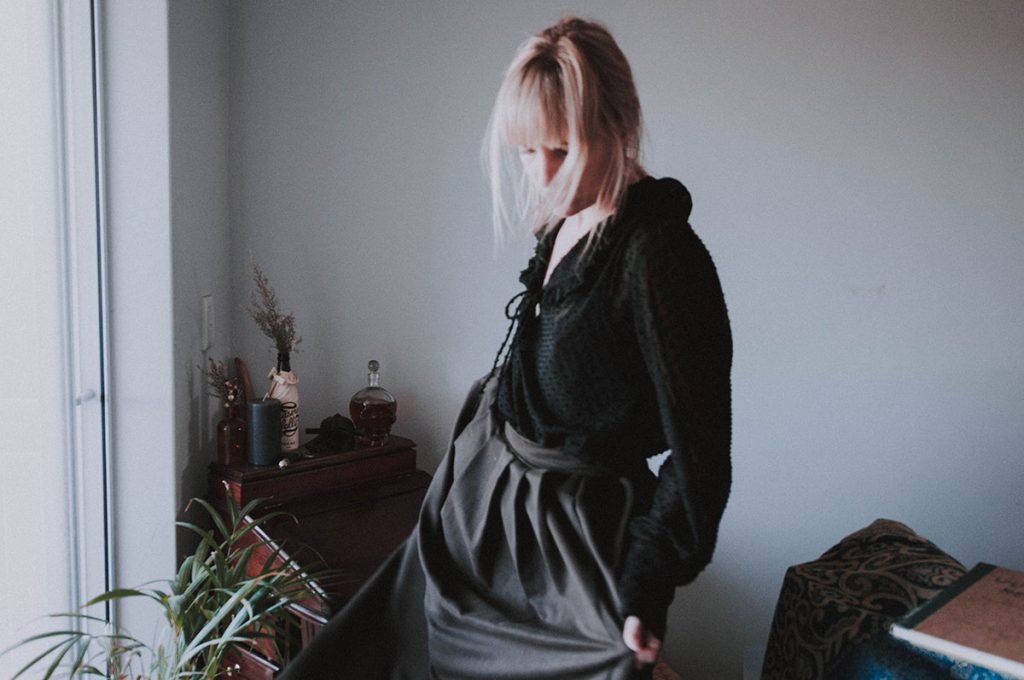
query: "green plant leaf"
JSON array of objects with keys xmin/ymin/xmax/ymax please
[
  {"xmin": 76, "ymin": 664, "xmax": 107, "ymax": 676},
  {"xmin": 8, "ymin": 634, "xmax": 80, "ymax": 679},
  {"xmin": 2, "ymin": 629, "xmax": 82, "ymax": 652},
  {"xmin": 84, "ymin": 588, "xmax": 159, "ymax": 608},
  {"xmin": 68, "ymin": 635, "xmax": 93, "ymax": 676},
  {"xmin": 175, "ymin": 553, "xmax": 195, "ymax": 590},
  {"xmin": 42, "ymin": 637, "xmax": 78, "ymax": 680},
  {"xmin": 227, "ymin": 542, "xmax": 260, "ymax": 583},
  {"xmin": 188, "ymin": 496, "xmax": 231, "ymax": 541},
  {"xmin": 178, "ymin": 580, "xmax": 259, "ymax": 664},
  {"xmin": 176, "ymin": 520, "xmax": 215, "ymax": 541}
]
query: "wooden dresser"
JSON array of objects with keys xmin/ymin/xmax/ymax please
[{"xmin": 208, "ymin": 435, "xmax": 431, "ymax": 678}]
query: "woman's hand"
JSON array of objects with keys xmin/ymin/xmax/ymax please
[{"xmin": 622, "ymin": 616, "xmax": 661, "ymax": 668}]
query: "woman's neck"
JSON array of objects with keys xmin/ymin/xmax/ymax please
[
  {"xmin": 562, "ymin": 202, "xmax": 613, "ymax": 238},
  {"xmin": 543, "ymin": 202, "xmax": 614, "ymax": 286}
]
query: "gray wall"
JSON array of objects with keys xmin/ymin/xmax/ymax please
[
  {"xmin": 169, "ymin": 0, "xmax": 233, "ymax": 541},
  {"xmin": 214, "ymin": 2, "xmax": 1024, "ymax": 677}
]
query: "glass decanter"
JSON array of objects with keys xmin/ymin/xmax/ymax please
[{"xmin": 348, "ymin": 360, "xmax": 397, "ymax": 447}]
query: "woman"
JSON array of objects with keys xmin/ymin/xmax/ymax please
[{"xmin": 280, "ymin": 17, "xmax": 731, "ymax": 680}]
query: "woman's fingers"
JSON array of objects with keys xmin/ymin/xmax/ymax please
[{"xmin": 622, "ymin": 616, "xmax": 662, "ymax": 667}]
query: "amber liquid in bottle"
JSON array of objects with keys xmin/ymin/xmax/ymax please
[{"xmin": 349, "ymin": 360, "xmax": 397, "ymax": 447}]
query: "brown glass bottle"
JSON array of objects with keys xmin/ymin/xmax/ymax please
[
  {"xmin": 216, "ymin": 402, "xmax": 247, "ymax": 465},
  {"xmin": 349, "ymin": 360, "xmax": 397, "ymax": 447}
]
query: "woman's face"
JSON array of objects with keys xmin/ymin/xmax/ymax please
[{"xmin": 518, "ymin": 135, "xmax": 611, "ymax": 216}]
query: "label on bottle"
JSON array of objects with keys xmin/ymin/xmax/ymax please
[
  {"xmin": 280, "ymin": 401, "xmax": 299, "ymax": 451},
  {"xmin": 267, "ymin": 368, "xmax": 300, "ymax": 452}
]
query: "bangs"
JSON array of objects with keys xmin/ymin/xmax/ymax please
[{"xmin": 497, "ymin": 63, "xmax": 569, "ymax": 149}]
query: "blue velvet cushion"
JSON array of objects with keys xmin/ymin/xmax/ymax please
[{"xmin": 829, "ymin": 631, "xmax": 1011, "ymax": 679}]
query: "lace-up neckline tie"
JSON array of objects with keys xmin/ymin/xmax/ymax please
[{"xmin": 480, "ymin": 289, "xmax": 535, "ymax": 395}]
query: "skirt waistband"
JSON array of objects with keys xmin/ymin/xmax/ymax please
[{"xmin": 501, "ymin": 420, "xmax": 614, "ymax": 477}]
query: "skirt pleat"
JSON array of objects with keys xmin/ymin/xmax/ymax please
[{"xmin": 279, "ymin": 377, "xmax": 641, "ymax": 680}]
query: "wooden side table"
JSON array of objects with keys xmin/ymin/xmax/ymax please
[{"xmin": 208, "ymin": 435, "xmax": 431, "ymax": 677}]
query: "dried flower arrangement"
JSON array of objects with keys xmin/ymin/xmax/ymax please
[
  {"xmin": 198, "ymin": 358, "xmax": 241, "ymax": 407},
  {"xmin": 248, "ymin": 261, "xmax": 302, "ymax": 356}
]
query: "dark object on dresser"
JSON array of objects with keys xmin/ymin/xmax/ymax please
[
  {"xmin": 761, "ymin": 518, "xmax": 967, "ymax": 680},
  {"xmin": 303, "ymin": 413, "xmax": 356, "ymax": 454}
]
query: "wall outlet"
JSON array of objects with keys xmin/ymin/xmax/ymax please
[{"xmin": 201, "ymin": 294, "xmax": 214, "ymax": 351}]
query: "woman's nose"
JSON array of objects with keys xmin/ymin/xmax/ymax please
[{"xmin": 541, "ymin": 149, "xmax": 562, "ymax": 186}]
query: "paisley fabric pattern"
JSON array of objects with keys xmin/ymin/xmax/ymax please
[{"xmin": 761, "ymin": 519, "xmax": 966, "ymax": 680}]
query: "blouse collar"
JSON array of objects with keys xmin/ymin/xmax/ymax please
[{"xmin": 518, "ymin": 176, "xmax": 662, "ymax": 301}]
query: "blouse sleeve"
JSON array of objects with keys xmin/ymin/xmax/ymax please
[{"xmin": 616, "ymin": 217, "xmax": 733, "ymax": 638}]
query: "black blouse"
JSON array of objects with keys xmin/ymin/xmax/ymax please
[{"xmin": 493, "ymin": 176, "xmax": 733, "ymax": 638}]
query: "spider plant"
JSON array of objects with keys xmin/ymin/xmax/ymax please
[{"xmin": 3, "ymin": 489, "xmax": 331, "ymax": 679}]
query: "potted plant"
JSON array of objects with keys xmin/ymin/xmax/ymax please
[{"xmin": 2, "ymin": 489, "xmax": 329, "ymax": 679}]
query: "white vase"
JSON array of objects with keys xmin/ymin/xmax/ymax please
[{"xmin": 267, "ymin": 362, "xmax": 299, "ymax": 452}]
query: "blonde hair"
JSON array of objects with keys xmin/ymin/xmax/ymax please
[{"xmin": 484, "ymin": 17, "xmax": 645, "ymax": 240}]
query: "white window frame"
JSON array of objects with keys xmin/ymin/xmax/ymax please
[{"xmin": 53, "ymin": 0, "xmax": 112, "ymax": 620}]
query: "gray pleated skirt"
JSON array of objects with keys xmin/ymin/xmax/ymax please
[{"xmin": 279, "ymin": 377, "xmax": 643, "ymax": 680}]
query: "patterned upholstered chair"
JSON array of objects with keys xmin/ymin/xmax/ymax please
[{"xmin": 761, "ymin": 519, "xmax": 967, "ymax": 679}]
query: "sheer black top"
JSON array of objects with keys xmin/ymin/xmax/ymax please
[{"xmin": 493, "ymin": 176, "xmax": 733, "ymax": 637}]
